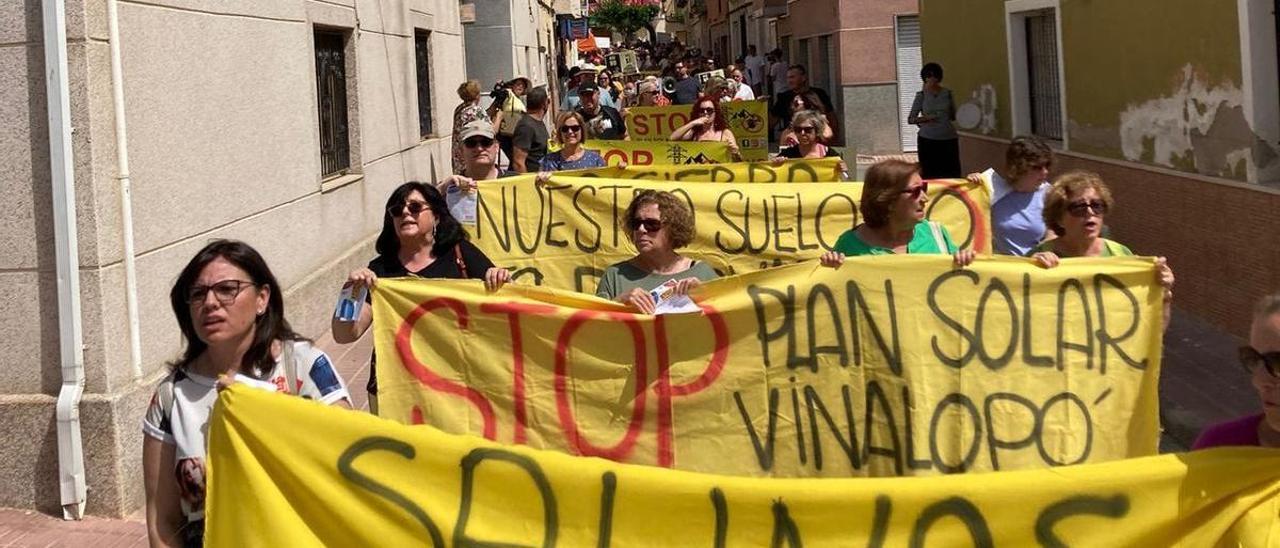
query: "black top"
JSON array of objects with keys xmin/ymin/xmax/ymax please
[
  {"xmin": 366, "ymin": 239, "xmax": 495, "ymax": 293},
  {"xmin": 577, "ymin": 104, "xmax": 627, "ymax": 140},
  {"xmin": 777, "ymin": 144, "xmax": 841, "ymax": 158},
  {"xmin": 771, "ymin": 87, "xmax": 835, "ymax": 123},
  {"xmin": 512, "ymin": 114, "xmax": 549, "ymax": 172},
  {"xmin": 673, "ymin": 77, "xmax": 700, "ymax": 104}
]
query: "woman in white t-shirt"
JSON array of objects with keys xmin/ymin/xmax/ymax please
[{"xmin": 142, "ymin": 240, "xmax": 351, "ymax": 547}]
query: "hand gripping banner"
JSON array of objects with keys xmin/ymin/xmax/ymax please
[
  {"xmin": 206, "ymin": 385, "xmax": 1280, "ymax": 546},
  {"xmin": 372, "ymin": 256, "xmax": 1164, "ymax": 477}
]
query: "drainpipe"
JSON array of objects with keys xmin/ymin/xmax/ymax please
[
  {"xmin": 43, "ymin": 0, "xmax": 88, "ymax": 520},
  {"xmin": 106, "ymin": 0, "xmax": 142, "ymax": 378}
]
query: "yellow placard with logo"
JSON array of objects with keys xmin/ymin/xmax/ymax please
[
  {"xmin": 468, "ymin": 173, "xmax": 991, "ymax": 293},
  {"xmin": 625, "ymin": 101, "xmax": 769, "ymax": 160},
  {"xmin": 371, "ymin": 256, "xmax": 1163, "ymax": 477},
  {"xmin": 207, "ymin": 385, "xmax": 1280, "ymax": 546},
  {"xmin": 563, "ymin": 157, "xmax": 847, "ymax": 182},
  {"xmin": 588, "ymin": 140, "xmax": 733, "ymax": 166}
]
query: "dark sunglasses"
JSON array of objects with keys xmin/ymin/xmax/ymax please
[
  {"xmin": 1066, "ymin": 200, "xmax": 1108, "ymax": 217},
  {"xmin": 187, "ymin": 279, "xmax": 256, "ymax": 307},
  {"xmin": 1241, "ymin": 346, "xmax": 1280, "ymax": 378},
  {"xmin": 792, "ymin": 125, "xmax": 816, "ymax": 135},
  {"xmin": 696, "ymin": 107, "xmax": 716, "ymax": 114},
  {"xmin": 464, "ymin": 137, "xmax": 494, "ymax": 149},
  {"xmin": 901, "ymin": 182, "xmax": 929, "ymax": 200},
  {"xmin": 388, "ymin": 201, "xmax": 430, "ymax": 218},
  {"xmin": 559, "ymin": 124, "xmax": 582, "ymax": 134},
  {"xmin": 628, "ymin": 218, "xmax": 663, "ymax": 232}
]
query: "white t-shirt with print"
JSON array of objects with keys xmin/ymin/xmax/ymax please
[{"xmin": 142, "ymin": 340, "xmax": 350, "ymax": 522}]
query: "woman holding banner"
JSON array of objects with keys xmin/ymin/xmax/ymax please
[
  {"xmin": 776, "ymin": 111, "xmax": 848, "ymax": 179},
  {"xmin": 597, "ymin": 190, "xmax": 718, "ymax": 314},
  {"xmin": 537, "ymin": 111, "xmax": 608, "ymax": 174},
  {"xmin": 776, "ymin": 93, "xmax": 834, "ymax": 147},
  {"xmin": 1029, "ymin": 171, "xmax": 1175, "ymax": 327},
  {"xmin": 332, "ymin": 182, "xmax": 512, "ymax": 411},
  {"xmin": 668, "ymin": 94, "xmax": 743, "ymax": 162},
  {"xmin": 965, "ymin": 136, "xmax": 1055, "ymax": 256},
  {"xmin": 144, "ymin": 240, "xmax": 353, "ymax": 547},
  {"xmin": 1193, "ymin": 294, "xmax": 1280, "ymax": 449},
  {"xmin": 820, "ymin": 159, "xmax": 975, "ymax": 266}
]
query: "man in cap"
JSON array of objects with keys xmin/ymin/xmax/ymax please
[
  {"xmin": 575, "ymin": 82, "xmax": 628, "ymax": 140},
  {"xmin": 437, "ymin": 119, "xmax": 517, "ymax": 195}
]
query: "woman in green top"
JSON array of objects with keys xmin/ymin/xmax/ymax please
[
  {"xmin": 1031, "ymin": 171, "xmax": 1175, "ymax": 327},
  {"xmin": 820, "ymin": 159, "xmax": 976, "ymax": 268},
  {"xmin": 597, "ymin": 190, "xmax": 719, "ymax": 313}
]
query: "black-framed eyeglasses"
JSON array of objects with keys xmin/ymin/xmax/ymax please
[
  {"xmin": 464, "ymin": 137, "xmax": 495, "ymax": 149},
  {"xmin": 628, "ymin": 218, "xmax": 663, "ymax": 232},
  {"xmin": 187, "ymin": 279, "xmax": 257, "ymax": 307},
  {"xmin": 901, "ymin": 182, "xmax": 929, "ymax": 200},
  {"xmin": 559, "ymin": 124, "xmax": 583, "ymax": 134},
  {"xmin": 1241, "ymin": 346, "xmax": 1280, "ymax": 378},
  {"xmin": 388, "ymin": 200, "xmax": 430, "ymax": 218},
  {"xmin": 1066, "ymin": 200, "xmax": 1108, "ymax": 218},
  {"xmin": 792, "ymin": 125, "xmax": 816, "ymax": 135}
]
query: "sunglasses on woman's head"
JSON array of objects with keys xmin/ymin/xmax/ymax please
[
  {"xmin": 559, "ymin": 124, "xmax": 582, "ymax": 134},
  {"xmin": 464, "ymin": 137, "xmax": 494, "ymax": 149},
  {"xmin": 389, "ymin": 201, "xmax": 430, "ymax": 218},
  {"xmin": 1066, "ymin": 200, "xmax": 1107, "ymax": 217},
  {"xmin": 901, "ymin": 182, "xmax": 929, "ymax": 200},
  {"xmin": 628, "ymin": 218, "xmax": 663, "ymax": 232},
  {"xmin": 1241, "ymin": 346, "xmax": 1280, "ymax": 378}
]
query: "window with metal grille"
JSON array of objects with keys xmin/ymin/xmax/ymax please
[
  {"xmin": 1025, "ymin": 11, "xmax": 1062, "ymax": 141},
  {"xmin": 315, "ymin": 30, "xmax": 350, "ymax": 177},
  {"xmin": 415, "ymin": 30, "xmax": 433, "ymax": 139}
]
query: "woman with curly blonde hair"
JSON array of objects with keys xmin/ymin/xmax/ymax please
[
  {"xmin": 596, "ymin": 190, "xmax": 718, "ymax": 313},
  {"xmin": 452, "ymin": 80, "xmax": 487, "ymax": 173}
]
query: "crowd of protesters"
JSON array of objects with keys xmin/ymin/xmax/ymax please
[{"xmin": 142, "ymin": 36, "xmax": 1280, "ymax": 548}]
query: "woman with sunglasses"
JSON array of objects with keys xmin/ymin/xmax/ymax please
[
  {"xmin": 537, "ymin": 111, "xmax": 607, "ymax": 174},
  {"xmin": 820, "ymin": 159, "xmax": 975, "ymax": 267},
  {"xmin": 596, "ymin": 190, "xmax": 718, "ymax": 314},
  {"xmin": 332, "ymin": 182, "xmax": 512, "ymax": 411},
  {"xmin": 145, "ymin": 240, "xmax": 352, "ymax": 547},
  {"xmin": 775, "ymin": 110, "xmax": 848, "ymax": 179},
  {"xmin": 597, "ymin": 70, "xmax": 621, "ymax": 110},
  {"xmin": 1030, "ymin": 171, "xmax": 1175, "ymax": 327},
  {"xmin": 668, "ymin": 94, "xmax": 743, "ymax": 162},
  {"xmin": 776, "ymin": 93, "xmax": 833, "ymax": 147},
  {"xmin": 1193, "ymin": 294, "xmax": 1280, "ymax": 449}
]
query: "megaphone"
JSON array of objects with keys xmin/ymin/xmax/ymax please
[{"xmin": 662, "ymin": 77, "xmax": 677, "ymax": 95}]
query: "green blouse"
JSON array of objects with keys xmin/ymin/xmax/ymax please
[
  {"xmin": 832, "ymin": 221, "xmax": 958, "ymax": 257},
  {"xmin": 1032, "ymin": 238, "xmax": 1133, "ymax": 257}
]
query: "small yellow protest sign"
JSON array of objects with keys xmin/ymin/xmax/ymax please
[
  {"xmin": 588, "ymin": 139, "xmax": 733, "ymax": 166},
  {"xmin": 372, "ymin": 257, "xmax": 1163, "ymax": 477},
  {"xmin": 469, "ymin": 174, "xmax": 991, "ymax": 293},
  {"xmin": 207, "ymin": 385, "xmax": 1280, "ymax": 546},
  {"xmin": 626, "ymin": 101, "xmax": 769, "ymax": 160}
]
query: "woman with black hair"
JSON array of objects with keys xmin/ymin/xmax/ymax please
[
  {"xmin": 143, "ymin": 239, "xmax": 352, "ymax": 547},
  {"xmin": 908, "ymin": 62, "xmax": 961, "ymax": 179},
  {"xmin": 331, "ymin": 182, "xmax": 511, "ymax": 410}
]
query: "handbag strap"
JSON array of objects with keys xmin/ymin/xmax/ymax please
[{"xmin": 454, "ymin": 245, "xmax": 468, "ymax": 278}]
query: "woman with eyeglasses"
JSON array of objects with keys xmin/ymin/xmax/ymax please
[
  {"xmin": 332, "ymin": 182, "xmax": 512, "ymax": 411},
  {"xmin": 1193, "ymin": 294, "xmax": 1280, "ymax": 449},
  {"xmin": 668, "ymin": 94, "xmax": 743, "ymax": 162},
  {"xmin": 596, "ymin": 190, "xmax": 718, "ymax": 314},
  {"xmin": 537, "ymin": 111, "xmax": 607, "ymax": 174},
  {"xmin": 775, "ymin": 110, "xmax": 848, "ymax": 179},
  {"xmin": 145, "ymin": 240, "xmax": 352, "ymax": 547},
  {"xmin": 965, "ymin": 136, "xmax": 1056, "ymax": 256},
  {"xmin": 820, "ymin": 159, "xmax": 975, "ymax": 267},
  {"xmin": 1029, "ymin": 171, "xmax": 1175, "ymax": 327},
  {"xmin": 597, "ymin": 70, "xmax": 621, "ymax": 110}
]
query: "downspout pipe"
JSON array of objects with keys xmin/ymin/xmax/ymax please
[
  {"xmin": 106, "ymin": 0, "xmax": 142, "ymax": 378},
  {"xmin": 42, "ymin": 0, "xmax": 88, "ymax": 520}
]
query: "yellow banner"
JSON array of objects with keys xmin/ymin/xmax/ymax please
[
  {"xmin": 372, "ymin": 257, "xmax": 1163, "ymax": 477},
  {"xmin": 589, "ymin": 139, "xmax": 732, "ymax": 166},
  {"xmin": 626, "ymin": 101, "xmax": 769, "ymax": 160},
  {"xmin": 207, "ymin": 385, "xmax": 1280, "ymax": 546},
  {"xmin": 470, "ymin": 174, "xmax": 991, "ymax": 293},
  {"xmin": 565, "ymin": 157, "xmax": 847, "ymax": 182}
]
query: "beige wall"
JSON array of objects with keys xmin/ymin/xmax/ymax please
[{"xmin": 2, "ymin": 0, "xmax": 465, "ymax": 516}]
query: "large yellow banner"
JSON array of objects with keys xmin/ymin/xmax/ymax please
[
  {"xmin": 589, "ymin": 139, "xmax": 732, "ymax": 166},
  {"xmin": 372, "ymin": 257, "xmax": 1163, "ymax": 477},
  {"xmin": 207, "ymin": 385, "xmax": 1280, "ymax": 546},
  {"xmin": 469, "ymin": 172, "xmax": 991, "ymax": 293},
  {"xmin": 626, "ymin": 101, "xmax": 769, "ymax": 160}
]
